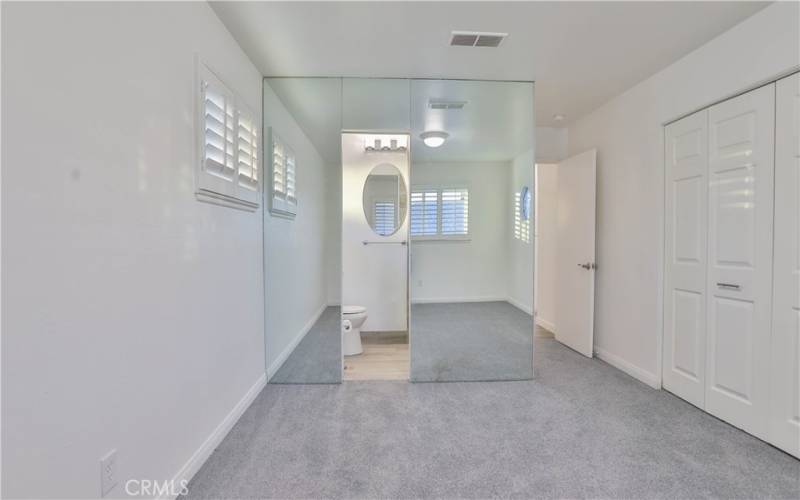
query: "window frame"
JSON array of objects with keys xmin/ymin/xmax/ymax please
[
  {"xmin": 196, "ymin": 59, "xmax": 261, "ymax": 211},
  {"xmin": 410, "ymin": 184, "xmax": 471, "ymax": 242},
  {"xmin": 268, "ymin": 128, "xmax": 298, "ymax": 218}
]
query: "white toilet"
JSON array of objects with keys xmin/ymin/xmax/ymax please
[{"xmin": 342, "ymin": 305, "xmax": 367, "ymax": 356}]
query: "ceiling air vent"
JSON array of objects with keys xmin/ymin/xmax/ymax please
[
  {"xmin": 450, "ymin": 31, "xmax": 507, "ymax": 48},
  {"xmin": 429, "ymin": 99, "xmax": 468, "ymax": 110}
]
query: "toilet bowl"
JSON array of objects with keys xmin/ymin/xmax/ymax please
[{"xmin": 342, "ymin": 305, "xmax": 367, "ymax": 356}]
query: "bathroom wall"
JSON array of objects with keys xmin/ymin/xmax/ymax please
[
  {"xmin": 507, "ymin": 149, "xmax": 535, "ymax": 314},
  {"xmin": 1, "ymin": 2, "xmax": 265, "ymax": 497},
  {"xmin": 263, "ymin": 82, "xmax": 330, "ymax": 377},
  {"xmin": 410, "ymin": 161, "xmax": 511, "ymax": 303}
]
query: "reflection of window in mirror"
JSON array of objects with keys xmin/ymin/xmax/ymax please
[
  {"xmin": 373, "ymin": 200, "xmax": 396, "ymax": 236},
  {"xmin": 362, "ymin": 163, "xmax": 407, "ymax": 237},
  {"xmin": 514, "ymin": 189, "xmax": 531, "ymax": 243},
  {"xmin": 410, "ymin": 187, "xmax": 469, "ymax": 239}
]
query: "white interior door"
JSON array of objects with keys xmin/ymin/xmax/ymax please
[
  {"xmin": 705, "ymin": 83, "xmax": 775, "ymax": 440},
  {"xmin": 555, "ymin": 149, "xmax": 597, "ymax": 357},
  {"xmin": 769, "ymin": 73, "xmax": 800, "ymax": 458},
  {"xmin": 663, "ymin": 110, "xmax": 709, "ymax": 408}
]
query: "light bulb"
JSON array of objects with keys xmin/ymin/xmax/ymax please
[{"xmin": 420, "ymin": 131, "xmax": 448, "ymax": 148}]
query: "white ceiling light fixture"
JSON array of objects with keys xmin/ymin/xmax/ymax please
[
  {"xmin": 553, "ymin": 113, "xmax": 565, "ymax": 122},
  {"xmin": 420, "ymin": 131, "xmax": 449, "ymax": 148}
]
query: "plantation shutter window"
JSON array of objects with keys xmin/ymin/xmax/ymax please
[
  {"xmin": 411, "ymin": 187, "xmax": 469, "ymax": 239},
  {"xmin": 514, "ymin": 192, "xmax": 530, "ymax": 243},
  {"xmin": 410, "ymin": 190, "xmax": 439, "ymax": 236},
  {"xmin": 285, "ymin": 148, "xmax": 296, "ymax": 202},
  {"xmin": 202, "ymin": 81, "xmax": 236, "ymax": 182},
  {"xmin": 237, "ymin": 109, "xmax": 259, "ymax": 192},
  {"xmin": 440, "ymin": 188, "xmax": 469, "ymax": 236},
  {"xmin": 269, "ymin": 129, "xmax": 298, "ymax": 218},
  {"xmin": 374, "ymin": 201, "xmax": 396, "ymax": 236},
  {"xmin": 196, "ymin": 61, "xmax": 260, "ymax": 210}
]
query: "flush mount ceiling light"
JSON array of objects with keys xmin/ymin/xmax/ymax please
[
  {"xmin": 553, "ymin": 114, "xmax": 566, "ymax": 122},
  {"xmin": 420, "ymin": 131, "xmax": 449, "ymax": 148}
]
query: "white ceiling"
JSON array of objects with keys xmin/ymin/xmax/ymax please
[{"xmin": 211, "ymin": 1, "xmax": 770, "ymax": 127}]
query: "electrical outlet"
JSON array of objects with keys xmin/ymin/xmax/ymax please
[{"xmin": 100, "ymin": 449, "xmax": 118, "ymax": 497}]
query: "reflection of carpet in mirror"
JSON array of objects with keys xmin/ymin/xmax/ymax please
[{"xmin": 344, "ymin": 332, "xmax": 409, "ymax": 381}]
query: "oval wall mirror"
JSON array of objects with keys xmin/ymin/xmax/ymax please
[{"xmin": 362, "ymin": 163, "xmax": 407, "ymax": 236}]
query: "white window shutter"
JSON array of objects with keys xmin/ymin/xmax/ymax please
[
  {"xmin": 235, "ymin": 103, "xmax": 260, "ymax": 205},
  {"xmin": 269, "ymin": 129, "xmax": 297, "ymax": 217},
  {"xmin": 198, "ymin": 66, "xmax": 237, "ymax": 199},
  {"xmin": 373, "ymin": 201, "xmax": 396, "ymax": 236},
  {"xmin": 514, "ymin": 192, "xmax": 529, "ymax": 243},
  {"xmin": 440, "ymin": 188, "xmax": 469, "ymax": 235},
  {"xmin": 195, "ymin": 61, "xmax": 259, "ymax": 210},
  {"xmin": 410, "ymin": 190, "xmax": 438, "ymax": 236}
]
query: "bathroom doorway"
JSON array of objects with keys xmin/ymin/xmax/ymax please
[{"xmin": 341, "ymin": 131, "xmax": 410, "ymax": 381}]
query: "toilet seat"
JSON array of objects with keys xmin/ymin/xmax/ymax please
[{"xmin": 342, "ymin": 305, "xmax": 366, "ymax": 315}]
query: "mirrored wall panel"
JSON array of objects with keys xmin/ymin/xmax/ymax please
[
  {"xmin": 408, "ymin": 79, "xmax": 535, "ymax": 381},
  {"xmin": 264, "ymin": 77, "xmax": 344, "ymax": 384},
  {"xmin": 261, "ymin": 77, "xmax": 534, "ymax": 384}
]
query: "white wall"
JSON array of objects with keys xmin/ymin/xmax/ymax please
[
  {"xmin": 263, "ymin": 83, "xmax": 329, "ymax": 376},
  {"xmin": 567, "ymin": 2, "xmax": 800, "ymax": 387},
  {"xmin": 410, "ymin": 162, "xmax": 510, "ymax": 303},
  {"xmin": 1, "ymin": 2, "xmax": 265, "ymax": 498},
  {"xmin": 535, "ymin": 127, "xmax": 568, "ymax": 163},
  {"xmin": 325, "ymin": 162, "xmax": 343, "ymax": 305},
  {"xmin": 507, "ymin": 150, "xmax": 535, "ymax": 314},
  {"xmin": 534, "ymin": 163, "xmax": 558, "ymax": 331}
]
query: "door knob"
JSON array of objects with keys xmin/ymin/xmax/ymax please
[{"xmin": 578, "ymin": 262, "xmax": 595, "ymax": 270}]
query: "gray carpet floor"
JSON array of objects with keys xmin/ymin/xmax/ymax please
[
  {"xmin": 270, "ymin": 307, "xmax": 341, "ymax": 384},
  {"xmin": 411, "ymin": 302, "xmax": 534, "ymax": 382},
  {"xmin": 186, "ymin": 336, "xmax": 800, "ymax": 499}
]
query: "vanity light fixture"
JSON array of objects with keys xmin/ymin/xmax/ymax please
[{"xmin": 420, "ymin": 131, "xmax": 449, "ymax": 148}]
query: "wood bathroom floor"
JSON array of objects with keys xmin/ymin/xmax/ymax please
[{"xmin": 343, "ymin": 332, "xmax": 409, "ymax": 381}]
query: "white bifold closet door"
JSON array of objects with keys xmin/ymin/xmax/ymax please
[
  {"xmin": 705, "ymin": 84, "xmax": 775, "ymax": 440},
  {"xmin": 769, "ymin": 73, "xmax": 800, "ymax": 457},
  {"xmin": 663, "ymin": 110, "xmax": 708, "ymax": 408}
]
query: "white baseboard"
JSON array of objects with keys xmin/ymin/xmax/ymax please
[
  {"xmin": 506, "ymin": 296, "xmax": 534, "ymax": 315},
  {"xmin": 411, "ymin": 296, "xmax": 507, "ymax": 305},
  {"xmin": 536, "ymin": 317, "xmax": 556, "ymax": 333},
  {"xmin": 594, "ymin": 346, "xmax": 660, "ymax": 389},
  {"xmin": 161, "ymin": 373, "xmax": 266, "ymax": 500},
  {"xmin": 267, "ymin": 302, "xmax": 327, "ymax": 379}
]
